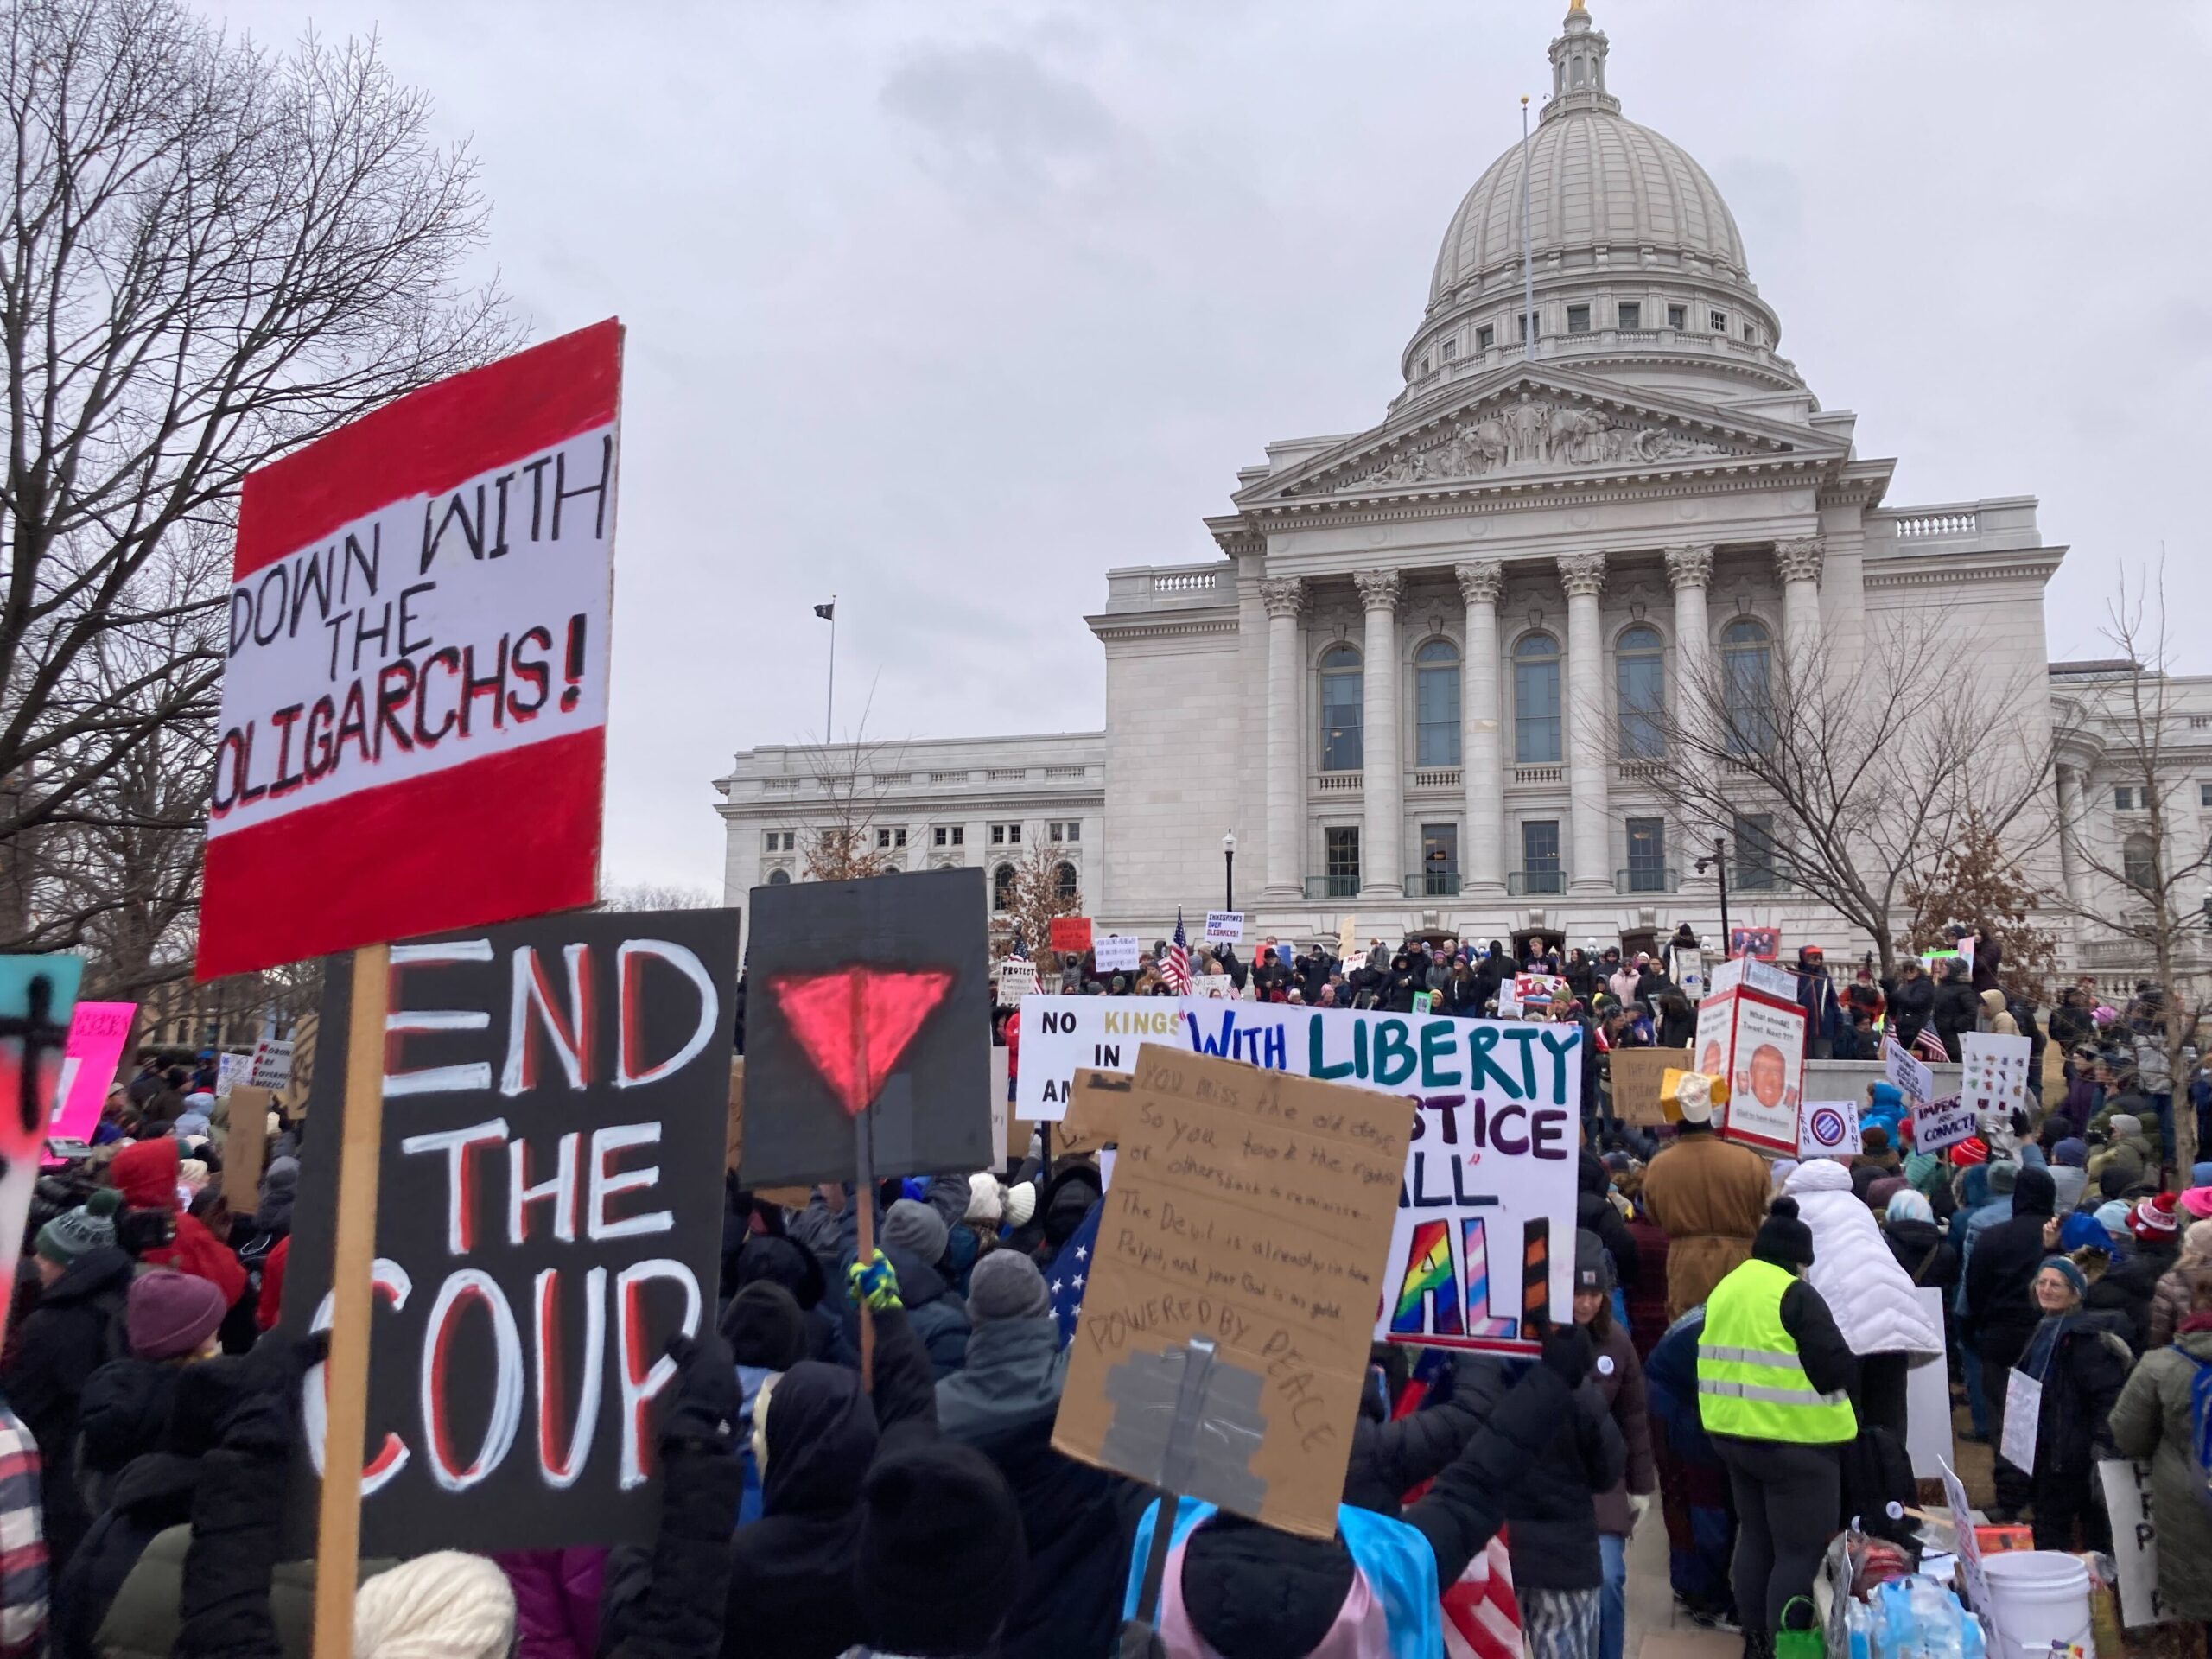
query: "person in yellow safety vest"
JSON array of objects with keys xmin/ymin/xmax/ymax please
[{"xmin": 1696, "ymin": 1196, "xmax": 1859, "ymax": 1659}]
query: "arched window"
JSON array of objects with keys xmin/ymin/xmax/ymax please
[
  {"xmin": 1414, "ymin": 639, "xmax": 1461, "ymax": 766},
  {"xmin": 992, "ymin": 863, "xmax": 1015, "ymax": 912},
  {"xmin": 766, "ymin": 867, "xmax": 791, "ymax": 886},
  {"xmin": 1720, "ymin": 618, "xmax": 1774, "ymax": 754},
  {"xmin": 1055, "ymin": 862, "xmax": 1079, "ymax": 905},
  {"xmin": 1514, "ymin": 633, "xmax": 1561, "ymax": 764},
  {"xmin": 1319, "ymin": 645, "xmax": 1363, "ymax": 772},
  {"xmin": 1615, "ymin": 625, "xmax": 1665, "ymax": 760},
  {"xmin": 2124, "ymin": 834, "xmax": 2158, "ymax": 891}
]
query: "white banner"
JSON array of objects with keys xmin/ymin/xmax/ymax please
[
  {"xmin": 1014, "ymin": 995, "xmax": 1580, "ymax": 1355},
  {"xmin": 1093, "ymin": 934, "xmax": 1141, "ymax": 974},
  {"xmin": 2000, "ymin": 1367, "xmax": 2040, "ymax": 1473},
  {"xmin": 1204, "ymin": 910, "xmax": 1243, "ymax": 944},
  {"xmin": 1960, "ymin": 1032, "xmax": 2031, "ymax": 1126}
]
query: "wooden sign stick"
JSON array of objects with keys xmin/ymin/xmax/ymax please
[
  {"xmin": 851, "ymin": 969, "xmax": 877, "ymax": 1390},
  {"xmin": 310, "ymin": 943, "xmax": 390, "ymax": 1657}
]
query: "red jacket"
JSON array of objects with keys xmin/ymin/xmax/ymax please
[{"xmin": 107, "ymin": 1136, "xmax": 247, "ymax": 1308}]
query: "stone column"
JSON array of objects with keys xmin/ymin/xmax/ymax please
[
  {"xmin": 1560, "ymin": 552, "xmax": 1610, "ymax": 893},
  {"xmin": 2055, "ymin": 762, "xmax": 2089, "ymax": 907},
  {"xmin": 1456, "ymin": 560, "xmax": 1506, "ymax": 895},
  {"xmin": 1355, "ymin": 569, "xmax": 1403, "ymax": 897},
  {"xmin": 1261, "ymin": 576, "xmax": 1306, "ymax": 899},
  {"xmin": 1665, "ymin": 544, "xmax": 1716, "ymax": 880},
  {"xmin": 1777, "ymin": 536, "xmax": 1825, "ymax": 663}
]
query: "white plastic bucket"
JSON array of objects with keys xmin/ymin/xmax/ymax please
[{"xmin": 1981, "ymin": 1550, "xmax": 2094, "ymax": 1659}]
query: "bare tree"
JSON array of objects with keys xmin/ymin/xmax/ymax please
[
  {"xmin": 2048, "ymin": 563, "xmax": 2212, "ymax": 1182},
  {"xmin": 1897, "ymin": 813, "xmax": 2061, "ymax": 1005},
  {"xmin": 1627, "ymin": 612, "xmax": 2053, "ymax": 978},
  {"xmin": 0, "ymin": 0, "xmax": 516, "ymax": 954},
  {"xmin": 786, "ymin": 698, "xmax": 906, "ymax": 883},
  {"xmin": 601, "ymin": 879, "xmax": 720, "ymax": 912}
]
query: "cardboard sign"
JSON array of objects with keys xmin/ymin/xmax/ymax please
[
  {"xmin": 216, "ymin": 1051, "xmax": 251, "ymax": 1099},
  {"xmin": 1883, "ymin": 1038, "xmax": 1933, "ymax": 1113},
  {"xmin": 1014, "ymin": 999, "xmax": 1580, "ymax": 1354},
  {"xmin": 1729, "ymin": 926, "xmax": 1780, "ymax": 960},
  {"xmin": 223, "ymin": 1084, "xmax": 272, "ymax": 1214},
  {"xmin": 0, "ymin": 955, "xmax": 83, "ymax": 1337},
  {"xmin": 251, "ymin": 1038, "xmax": 295, "ymax": 1091},
  {"xmin": 1693, "ymin": 988, "xmax": 1806, "ymax": 1154},
  {"xmin": 2099, "ymin": 1459, "xmax": 2178, "ymax": 1629},
  {"xmin": 995, "ymin": 958, "xmax": 1039, "ymax": 1007},
  {"xmin": 1052, "ymin": 1046, "xmax": 1413, "ymax": 1541},
  {"xmin": 1094, "ymin": 935, "xmax": 1141, "ymax": 975},
  {"xmin": 278, "ymin": 906, "xmax": 740, "ymax": 1555},
  {"xmin": 741, "ymin": 867, "xmax": 988, "ymax": 1187},
  {"xmin": 49, "ymin": 1001, "xmax": 135, "ymax": 1146},
  {"xmin": 1914, "ymin": 1096, "xmax": 1978, "ymax": 1154},
  {"xmin": 1049, "ymin": 917, "xmax": 1092, "ymax": 954},
  {"xmin": 1204, "ymin": 911, "xmax": 1243, "ymax": 944},
  {"xmin": 198, "ymin": 321, "xmax": 624, "ymax": 981},
  {"xmin": 1960, "ymin": 1033, "xmax": 2031, "ymax": 1126},
  {"xmin": 989, "ymin": 1047, "xmax": 1010, "ymax": 1164},
  {"xmin": 1607, "ymin": 1045, "xmax": 1682, "ymax": 1128},
  {"xmin": 1056, "ymin": 1068, "xmax": 1126, "ymax": 1157},
  {"xmin": 1338, "ymin": 917, "xmax": 1357, "ymax": 963},
  {"xmin": 1797, "ymin": 1099, "xmax": 1862, "ymax": 1160}
]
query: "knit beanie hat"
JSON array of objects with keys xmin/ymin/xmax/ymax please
[
  {"xmin": 1885, "ymin": 1190, "xmax": 1935, "ymax": 1226},
  {"xmin": 2095, "ymin": 1200, "xmax": 2133, "ymax": 1240},
  {"xmin": 2053, "ymin": 1138, "xmax": 2088, "ymax": 1168},
  {"xmin": 2133, "ymin": 1192, "xmax": 2181, "ymax": 1241},
  {"xmin": 968, "ymin": 1249, "xmax": 1051, "ymax": 1323},
  {"xmin": 1751, "ymin": 1197, "xmax": 1815, "ymax": 1270},
  {"xmin": 966, "ymin": 1172, "xmax": 1004, "ymax": 1224},
  {"xmin": 1987, "ymin": 1160, "xmax": 2018, "ymax": 1196},
  {"xmin": 719, "ymin": 1281, "xmax": 807, "ymax": 1370},
  {"xmin": 880, "ymin": 1198, "xmax": 949, "ymax": 1267},
  {"xmin": 2182, "ymin": 1187, "xmax": 2212, "ymax": 1223},
  {"xmin": 1861, "ymin": 1126, "xmax": 1891, "ymax": 1155},
  {"xmin": 855, "ymin": 1442, "xmax": 1027, "ymax": 1655},
  {"xmin": 1864, "ymin": 1176, "xmax": 1909, "ymax": 1215},
  {"xmin": 109, "ymin": 1135, "xmax": 181, "ymax": 1212},
  {"xmin": 35, "ymin": 1187, "xmax": 121, "ymax": 1267},
  {"xmin": 1948, "ymin": 1137, "xmax": 1988, "ymax": 1168},
  {"xmin": 2110, "ymin": 1113, "xmax": 2144, "ymax": 1140},
  {"xmin": 126, "ymin": 1268, "xmax": 227, "ymax": 1360},
  {"xmin": 353, "ymin": 1550, "xmax": 516, "ymax": 1659},
  {"xmin": 2038, "ymin": 1255, "xmax": 2088, "ymax": 1300},
  {"xmin": 2059, "ymin": 1211, "xmax": 2112, "ymax": 1254},
  {"xmin": 1002, "ymin": 1181, "xmax": 1038, "ymax": 1229},
  {"xmin": 2194, "ymin": 1161, "xmax": 2212, "ymax": 1188},
  {"xmin": 1573, "ymin": 1228, "xmax": 1616, "ymax": 1294}
]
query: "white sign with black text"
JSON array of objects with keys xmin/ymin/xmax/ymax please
[{"xmin": 1204, "ymin": 911, "xmax": 1244, "ymax": 944}]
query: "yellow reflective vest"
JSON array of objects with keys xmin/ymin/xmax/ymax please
[{"xmin": 1696, "ymin": 1257, "xmax": 1859, "ymax": 1444}]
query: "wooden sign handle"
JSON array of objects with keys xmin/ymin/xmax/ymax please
[{"xmin": 311, "ymin": 943, "xmax": 390, "ymax": 1656}]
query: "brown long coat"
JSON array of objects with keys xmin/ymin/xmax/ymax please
[{"xmin": 1640, "ymin": 1127, "xmax": 1773, "ymax": 1319}]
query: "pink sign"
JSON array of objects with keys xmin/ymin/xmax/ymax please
[{"xmin": 49, "ymin": 1001, "xmax": 135, "ymax": 1150}]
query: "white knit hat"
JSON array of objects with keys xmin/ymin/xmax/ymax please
[
  {"xmin": 353, "ymin": 1551, "xmax": 515, "ymax": 1659},
  {"xmin": 966, "ymin": 1171, "xmax": 1005, "ymax": 1224},
  {"xmin": 1002, "ymin": 1180, "xmax": 1038, "ymax": 1229}
]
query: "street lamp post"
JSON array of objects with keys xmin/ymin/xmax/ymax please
[
  {"xmin": 1694, "ymin": 837, "xmax": 1732, "ymax": 952},
  {"xmin": 1223, "ymin": 831, "xmax": 1236, "ymax": 912}
]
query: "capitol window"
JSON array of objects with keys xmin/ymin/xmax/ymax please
[
  {"xmin": 1567, "ymin": 304, "xmax": 1591, "ymax": 334},
  {"xmin": 1478, "ymin": 324, "xmax": 1495, "ymax": 350},
  {"xmin": 1720, "ymin": 618, "xmax": 1774, "ymax": 754},
  {"xmin": 1441, "ymin": 339, "xmax": 1457, "ymax": 361},
  {"xmin": 992, "ymin": 863, "xmax": 1016, "ymax": 911},
  {"xmin": 1320, "ymin": 645, "xmax": 1363, "ymax": 772},
  {"xmin": 2114, "ymin": 786, "xmax": 2138, "ymax": 811},
  {"xmin": 1709, "ymin": 308, "xmax": 1726, "ymax": 333},
  {"xmin": 1615, "ymin": 625, "xmax": 1665, "ymax": 760},
  {"xmin": 1415, "ymin": 639, "xmax": 1462, "ymax": 766},
  {"xmin": 766, "ymin": 868, "xmax": 791, "ymax": 886},
  {"xmin": 1667, "ymin": 304, "xmax": 1687, "ymax": 330},
  {"xmin": 1618, "ymin": 302, "xmax": 1641, "ymax": 330},
  {"xmin": 1513, "ymin": 633, "xmax": 1562, "ymax": 765},
  {"xmin": 1055, "ymin": 862, "xmax": 1079, "ymax": 904},
  {"xmin": 2123, "ymin": 834, "xmax": 2157, "ymax": 891}
]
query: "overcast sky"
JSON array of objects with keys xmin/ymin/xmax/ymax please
[{"xmin": 212, "ymin": 0, "xmax": 2212, "ymax": 891}]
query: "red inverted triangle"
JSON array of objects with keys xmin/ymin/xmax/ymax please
[{"xmin": 767, "ymin": 966, "xmax": 956, "ymax": 1117}]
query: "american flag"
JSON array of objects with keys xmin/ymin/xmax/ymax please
[
  {"xmin": 1007, "ymin": 927, "xmax": 1029, "ymax": 961},
  {"xmin": 1914, "ymin": 1024, "xmax": 1949, "ymax": 1064},
  {"xmin": 1046, "ymin": 1198, "xmax": 1102, "ymax": 1348},
  {"xmin": 1161, "ymin": 909, "xmax": 1192, "ymax": 995}
]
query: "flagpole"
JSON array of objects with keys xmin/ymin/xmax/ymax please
[{"xmin": 824, "ymin": 594, "xmax": 837, "ymax": 746}]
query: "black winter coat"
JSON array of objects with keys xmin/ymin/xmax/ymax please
[
  {"xmin": 2028, "ymin": 1311, "xmax": 2132, "ymax": 1476},
  {"xmin": 1964, "ymin": 1174, "xmax": 2061, "ymax": 1357},
  {"xmin": 54, "ymin": 1451, "xmax": 198, "ymax": 1659},
  {"xmin": 2095, "ymin": 1240, "xmax": 2175, "ymax": 1354},
  {"xmin": 1502, "ymin": 1370, "xmax": 1629, "ymax": 1591},
  {"xmin": 1577, "ymin": 1154, "xmax": 1641, "ymax": 1290},
  {"xmin": 1777, "ymin": 1276, "xmax": 1859, "ymax": 1401},
  {"xmin": 1932, "ymin": 979, "xmax": 1980, "ymax": 1059},
  {"xmin": 0, "ymin": 1245, "xmax": 133, "ymax": 1568},
  {"xmin": 1173, "ymin": 1363, "xmax": 1578, "ymax": 1658},
  {"xmin": 1884, "ymin": 1218, "xmax": 1960, "ymax": 1294},
  {"xmin": 1884, "ymin": 973, "xmax": 1936, "ymax": 1048}
]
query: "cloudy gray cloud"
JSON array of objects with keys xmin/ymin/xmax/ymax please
[{"xmin": 204, "ymin": 0, "xmax": 2212, "ymax": 889}]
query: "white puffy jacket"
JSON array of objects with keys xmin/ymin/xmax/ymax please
[{"xmin": 1783, "ymin": 1157, "xmax": 1945, "ymax": 1357}]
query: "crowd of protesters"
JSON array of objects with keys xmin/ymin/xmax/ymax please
[{"xmin": 0, "ymin": 934, "xmax": 2204, "ymax": 1657}]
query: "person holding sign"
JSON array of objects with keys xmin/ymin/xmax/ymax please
[
  {"xmin": 2110, "ymin": 1279, "xmax": 2212, "ymax": 1629},
  {"xmin": 1961, "ymin": 1165, "xmax": 2058, "ymax": 1520},
  {"xmin": 2013, "ymin": 1255, "xmax": 2130, "ymax": 1554}
]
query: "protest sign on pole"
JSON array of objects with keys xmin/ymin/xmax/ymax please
[
  {"xmin": 222, "ymin": 1084, "xmax": 272, "ymax": 1215},
  {"xmin": 197, "ymin": 319, "xmax": 623, "ymax": 982},
  {"xmin": 48, "ymin": 1000, "xmax": 134, "ymax": 1148},
  {"xmin": 741, "ymin": 867, "xmax": 989, "ymax": 1189},
  {"xmin": 1094, "ymin": 935, "xmax": 1141, "ymax": 975},
  {"xmin": 1049, "ymin": 916, "xmax": 1092, "ymax": 954},
  {"xmin": 0, "ymin": 956, "xmax": 83, "ymax": 1332},
  {"xmin": 1884, "ymin": 1037, "xmax": 1933, "ymax": 1114},
  {"xmin": 2099, "ymin": 1459, "xmax": 2177, "ymax": 1629},
  {"xmin": 1708, "ymin": 955, "xmax": 1796, "ymax": 1001},
  {"xmin": 1014, "ymin": 997, "xmax": 1580, "ymax": 1354},
  {"xmin": 213, "ymin": 1051, "xmax": 250, "ymax": 1098},
  {"xmin": 1914, "ymin": 1097, "xmax": 1978, "ymax": 1154},
  {"xmin": 279, "ymin": 906, "xmax": 740, "ymax": 1557},
  {"xmin": 250, "ymin": 1037, "xmax": 295, "ymax": 1091},
  {"xmin": 1960, "ymin": 1032, "xmax": 2031, "ymax": 1125},
  {"xmin": 1797, "ymin": 1099, "xmax": 1862, "ymax": 1160},
  {"xmin": 1690, "ymin": 986, "xmax": 1805, "ymax": 1154},
  {"xmin": 1052, "ymin": 1046, "xmax": 1413, "ymax": 1541},
  {"xmin": 1204, "ymin": 911, "xmax": 1243, "ymax": 944}
]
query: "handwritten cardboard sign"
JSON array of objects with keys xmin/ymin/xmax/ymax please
[
  {"xmin": 198, "ymin": 321, "xmax": 623, "ymax": 980},
  {"xmin": 279, "ymin": 906, "xmax": 740, "ymax": 1555},
  {"xmin": 1606, "ymin": 1045, "xmax": 1681, "ymax": 1128},
  {"xmin": 1960, "ymin": 1033, "xmax": 2031, "ymax": 1126},
  {"xmin": 995, "ymin": 958, "xmax": 1039, "ymax": 1007},
  {"xmin": 1052, "ymin": 1045, "xmax": 1411, "ymax": 1540}
]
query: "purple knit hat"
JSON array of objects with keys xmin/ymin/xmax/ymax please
[{"xmin": 126, "ymin": 1268, "xmax": 226, "ymax": 1360}]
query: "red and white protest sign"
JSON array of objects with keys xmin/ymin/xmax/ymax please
[{"xmin": 197, "ymin": 321, "xmax": 623, "ymax": 979}]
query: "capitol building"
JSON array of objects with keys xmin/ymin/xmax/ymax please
[{"xmin": 719, "ymin": 3, "xmax": 2198, "ymax": 992}]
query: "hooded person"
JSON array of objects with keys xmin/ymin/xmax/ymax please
[
  {"xmin": 1126, "ymin": 1325, "xmax": 1603, "ymax": 1659},
  {"xmin": 731, "ymin": 1233, "xmax": 840, "ymax": 1363},
  {"xmin": 1576, "ymin": 1150, "xmax": 1641, "ymax": 1291},
  {"xmin": 1882, "ymin": 1190, "xmax": 1959, "ymax": 1294},
  {"xmin": 2048, "ymin": 1139, "xmax": 2091, "ymax": 1213},
  {"xmin": 2088, "ymin": 1114, "xmax": 2152, "ymax": 1192},
  {"xmin": 106, "ymin": 1138, "xmax": 245, "ymax": 1311},
  {"xmin": 720, "ymin": 1281, "xmax": 809, "ymax": 1528},
  {"xmin": 1961, "ymin": 1164, "xmax": 2059, "ymax": 1518},
  {"xmin": 1639, "ymin": 1076, "xmax": 1772, "ymax": 1319},
  {"xmin": 1, "ymin": 1188, "xmax": 133, "ymax": 1571},
  {"xmin": 249, "ymin": 1158, "xmax": 296, "ymax": 1241},
  {"xmin": 1782, "ymin": 1160, "xmax": 1943, "ymax": 1440},
  {"xmin": 1696, "ymin": 1198, "xmax": 1859, "ymax": 1646},
  {"xmin": 1979, "ymin": 988, "xmax": 2018, "ymax": 1037},
  {"xmin": 2111, "ymin": 1284, "xmax": 2212, "ymax": 1621}
]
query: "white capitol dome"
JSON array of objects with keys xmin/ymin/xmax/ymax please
[{"xmin": 1397, "ymin": 2, "xmax": 1800, "ymax": 409}]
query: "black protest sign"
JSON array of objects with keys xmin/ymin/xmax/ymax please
[
  {"xmin": 741, "ymin": 866, "xmax": 988, "ymax": 1187},
  {"xmin": 280, "ymin": 906, "xmax": 740, "ymax": 1556}
]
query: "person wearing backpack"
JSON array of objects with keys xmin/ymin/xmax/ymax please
[{"xmin": 2109, "ymin": 1277, "xmax": 2212, "ymax": 1625}]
